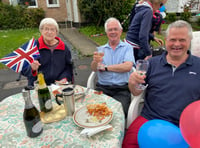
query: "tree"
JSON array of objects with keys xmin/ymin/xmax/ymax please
[{"xmin": 78, "ymin": 0, "xmax": 134, "ymax": 29}]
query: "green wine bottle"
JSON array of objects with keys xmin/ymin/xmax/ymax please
[
  {"xmin": 22, "ymin": 88, "xmax": 43, "ymax": 138},
  {"xmin": 37, "ymin": 72, "xmax": 53, "ymax": 112}
]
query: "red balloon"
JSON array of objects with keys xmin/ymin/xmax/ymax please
[{"xmin": 180, "ymin": 100, "xmax": 200, "ymax": 148}]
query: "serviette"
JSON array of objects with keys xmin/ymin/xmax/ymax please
[{"xmin": 80, "ymin": 124, "xmax": 112, "ymax": 137}]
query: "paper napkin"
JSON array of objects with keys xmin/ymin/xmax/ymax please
[{"xmin": 80, "ymin": 124, "xmax": 112, "ymax": 137}]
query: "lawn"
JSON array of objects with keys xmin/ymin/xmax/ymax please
[
  {"xmin": 0, "ymin": 28, "xmax": 40, "ymax": 68},
  {"xmin": 78, "ymin": 25, "xmax": 126, "ymax": 45},
  {"xmin": 79, "ymin": 24, "xmax": 167, "ymax": 47},
  {"xmin": 79, "ymin": 22, "xmax": 200, "ymax": 49}
]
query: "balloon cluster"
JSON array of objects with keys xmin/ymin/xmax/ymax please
[{"xmin": 138, "ymin": 100, "xmax": 200, "ymax": 148}]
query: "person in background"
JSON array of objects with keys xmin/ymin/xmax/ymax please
[
  {"xmin": 21, "ymin": 18, "xmax": 73, "ymax": 87},
  {"xmin": 125, "ymin": 0, "xmax": 164, "ymax": 61},
  {"xmin": 91, "ymin": 17, "xmax": 135, "ymax": 118},
  {"xmin": 157, "ymin": 0, "xmax": 167, "ymax": 34},
  {"xmin": 123, "ymin": 20, "xmax": 200, "ymax": 147}
]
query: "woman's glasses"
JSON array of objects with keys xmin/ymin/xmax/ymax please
[{"xmin": 43, "ymin": 27, "xmax": 56, "ymax": 33}]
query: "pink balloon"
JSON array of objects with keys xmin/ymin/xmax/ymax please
[{"xmin": 180, "ymin": 100, "xmax": 200, "ymax": 148}]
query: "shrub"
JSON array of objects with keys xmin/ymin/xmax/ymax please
[
  {"xmin": 196, "ymin": 17, "xmax": 200, "ymax": 26},
  {"xmin": 165, "ymin": 13, "xmax": 177, "ymax": 23},
  {"xmin": 0, "ymin": 3, "xmax": 44, "ymax": 29},
  {"xmin": 180, "ymin": 12, "xmax": 192, "ymax": 22},
  {"xmin": 78, "ymin": 0, "xmax": 134, "ymax": 31}
]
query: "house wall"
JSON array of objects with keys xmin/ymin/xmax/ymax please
[
  {"xmin": 3, "ymin": 0, "xmax": 68, "ymax": 23},
  {"xmin": 66, "ymin": 0, "xmax": 82, "ymax": 27},
  {"xmin": 165, "ymin": 0, "xmax": 179, "ymax": 13},
  {"xmin": 37, "ymin": 0, "xmax": 67, "ymax": 23},
  {"xmin": 2, "ymin": 0, "xmax": 84, "ymax": 27},
  {"xmin": 165, "ymin": 0, "xmax": 200, "ymax": 13},
  {"xmin": 2, "ymin": 0, "xmax": 9, "ymax": 4}
]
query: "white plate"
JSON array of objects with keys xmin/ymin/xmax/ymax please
[
  {"xmin": 73, "ymin": 106, "xmax": 113, "ymax": 128},
  {"xmin": 50, "ymin": 85, "xmax": 85, "ymax": 100}
]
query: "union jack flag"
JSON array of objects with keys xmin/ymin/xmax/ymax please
[{"xmin": 0, "ymin": 38, "xmax": 40, "ymax": 73}]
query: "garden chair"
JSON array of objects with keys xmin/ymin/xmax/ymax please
[{"xmin": 191, "ymin": 31, "xmax": 200, "ymax": 57}]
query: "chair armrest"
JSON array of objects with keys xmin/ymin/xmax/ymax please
[
  {"xmin": 191, "ymin": 31, "xmax": 200, "ymax": 57},
  {"xmin": 126, "ymin": 91, "xmax": 145, "ymax": 128},
  {"xmin": 86, "ymin": 71, "xmax": 97, "ymax": 89},
  {"xmin": 86, "ymin": 67, "xmax": 134, "ymax": 90}
]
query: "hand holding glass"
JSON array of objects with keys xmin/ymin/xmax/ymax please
[
  {"xmin": 135, "ymin": 60, "xmax": 149, "ymax": 90},
  {"xmin": 96, "ymin": 49, "xmax": 104, "ymax": 70}
]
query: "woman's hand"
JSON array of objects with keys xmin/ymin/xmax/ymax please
[{"xmin": 31, "ymin": 60, "xmax": 41, "ymax": 71}]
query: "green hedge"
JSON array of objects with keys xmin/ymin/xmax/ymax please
[
  {"xmin": 0, "ymin": 2, "xmax": 45, "ymax": 29},
  {"xmin": 180, "ymin": 11, "xmax": 192, "ymax": 22},
  {"xmin": 165, "ymin": 13, "xmax": 177, "ymax": 23}
]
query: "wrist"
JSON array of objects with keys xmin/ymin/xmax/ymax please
[{"xmin": 105, "ymin": 65, "xmax": 108, "ymax": 71}]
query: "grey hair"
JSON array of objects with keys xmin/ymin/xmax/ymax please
[
  {"xmin": 104, "ymin": 17, "xmax": 123, "ymax": 32},
  {"xmin": 139, "ymin": 0, "xmax": 163, "ymax": 3},
  {"xmin": 149, "ymin": 0, "xmax": 163, "ymax": 4},
  {"xmin": 39, "ymin": 18, "xmax": 59, "ymax": 33},
  {"xmin": 166, "ymin": 20, "xmax": 193, "ymax": 39}
]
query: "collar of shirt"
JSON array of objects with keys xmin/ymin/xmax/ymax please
[
  {"xmin": 104, "ymin": 40, "xmax": 126, "ymax": 50},
  {"xmin": 160, "ymin": 50, "xmax": 193, "ymax": 67}
]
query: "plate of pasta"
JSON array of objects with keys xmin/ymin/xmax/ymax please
[{"xmin": 73, "ymin": 103, "xmax": 113, "ymax": 128}]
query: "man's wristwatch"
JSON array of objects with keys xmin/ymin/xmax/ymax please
[{"xmin": 105, "ymin": 65, "xmax": 108, "ymax": 71}]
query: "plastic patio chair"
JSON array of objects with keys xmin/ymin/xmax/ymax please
[
  {"xmin": 191, "ymin": 31, "xmax": 200, "ymax": 57},
  {"xmin": 86, "ymin": 67, "xmax": 135, "ymax": 89},
  {"xmin": 126, "ymin": 91, "xmax": 145, "ymax": 128},
  {"xmin": 86, "ymin": 71, "xmax": 97, "ymax": 89}
]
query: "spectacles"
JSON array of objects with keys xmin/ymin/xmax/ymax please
[
  {"xmin": 43, "ymin": 27, "xmax": 56, "ymax": 33},
  {"xmin": 107, "ymin": 28, "xmax": 120, "ymax": 32}
]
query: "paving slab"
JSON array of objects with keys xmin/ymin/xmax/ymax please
[{"xmin": 60, "ymin": 28, "xmax": 98, "ymax": 56}]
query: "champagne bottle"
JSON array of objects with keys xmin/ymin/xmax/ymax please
[
  {"xmin": 22, "ymin": 88, "xmax": 43, "ymax": 138},
  {"xmin": 37, "ymin": 72, "xmax": 53, "ymax": 112}
]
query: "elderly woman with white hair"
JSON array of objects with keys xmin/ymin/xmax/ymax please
[{"xmin": 22, "ymin": 18, "xmax": 73, "ymax": 86}]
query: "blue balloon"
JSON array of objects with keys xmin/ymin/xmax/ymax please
[{"xmin": 138, "ymin": 119, "xmax": 189, "ymax": 148}]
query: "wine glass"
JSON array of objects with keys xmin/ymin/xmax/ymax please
[
  {"xmin": 135, "ymin": 59, "xmax": 149, "ymax": 90},
  {"xmin": 96, "ymin": 47, "xmax": 104, "ymax": 70}
]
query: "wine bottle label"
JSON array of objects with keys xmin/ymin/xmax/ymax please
[
  {"xmin": 32, "ymin": 121, "xmax": 43, "ymax": 133},
  {"xmin": 45, "ymin": 100, "xmax": 52, "ymax": 109}
]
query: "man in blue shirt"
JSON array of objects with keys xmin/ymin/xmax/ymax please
[
  {"xmin": 123, "ymin": 20, "xmax": 200, "ymax": 147},
  {"xmin": 91, "ymin": 17, "xmax": 135, "ymax": 117}
]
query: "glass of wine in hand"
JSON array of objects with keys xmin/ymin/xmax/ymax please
[
  {"xmin": 135, "ymin": 59, "xmax": 149, "ymax": 90},
  {"xmin": 96, "ymin": 47, "xmax": 104, "ymax": 70}
]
